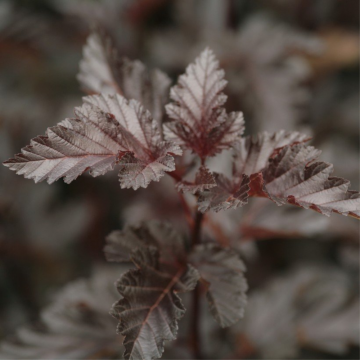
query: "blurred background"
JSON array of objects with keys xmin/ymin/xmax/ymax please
[{"xmin": 0, "ymin": 0, "xmax": 359, "ymax": 359}]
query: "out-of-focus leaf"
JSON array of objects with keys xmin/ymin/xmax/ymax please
[
  {"xmin": 228, "ymin": 15, "xmax": 322, "ymax": 132},
  {"xmin": 239, "ymin": 198, "xmax": 329, "ymax": 241},
  {"xmin": 53, "ymin": 0, "xmax": 131, "ymax": 30},
  {"xmin": 233, "ymin": 265, "xmax": 358, "ymax": 359},
  {"xmin": 78, "ymin": 31, "xmax": 171, "ymax": 126},
  {"xmin": 77, "ymin": 31, "xmax": 122, "ymax": 95},
  {"xmin": 0, "ymin": 267, "xmax": 123, "ymax": 359},
  {"xmin": 292, "ymin": 265, "xmax": 359, "ymax": 355},
  {"xmin": 233, "ymin": 267, "xmax": 305, "ymax": 359},
  {"xmin": 0, "ymin": 2, "xmax": 51, "ymax": 52},
  {"xmin": 120, "ymin": 177, "xmax": 189, "ymax": 234}
]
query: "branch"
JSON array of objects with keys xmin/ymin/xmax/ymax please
[{"xmin": 190, "ymin": 210, "xmax": 204, "ymax": 359}]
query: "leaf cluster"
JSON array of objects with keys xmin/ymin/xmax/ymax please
[
  {"xmin": 105, "ymin": 221, "xmax": 246, "ymax": 359},
  {"xmin": 2, "ymin": 29, "xmax": 359, "ymax": 359}
]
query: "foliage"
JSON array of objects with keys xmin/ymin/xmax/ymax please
[{"xmin": 1, "ymin": 1, "xmax": 359, "ymax": 359}]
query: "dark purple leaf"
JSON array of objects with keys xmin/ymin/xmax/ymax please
[
  {"xmin": 4, "ymin": 94, "xmax": 182, "ymax": 190},
  {"xmin": 189, "ymin": 244, "xmax": 247, "ymax": 327},
  {"xmin": 175, "ymin": 165, "xmax": 216, "ymax": 194},
  {"xmin": 198, "ymin": 173, "xmax": 250, "ymax": 213},
  {"xmin": 112, "ymin": 249, "xmax": 197, "ymax": 360},
  {"xmin": 165, "ymin": 48, "xmax": 244, "ymax": 158},
  {"xmin": 259, "ymin": 144, "xmax": 360, "ymax": 218}
]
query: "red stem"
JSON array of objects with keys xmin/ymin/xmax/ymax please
[
  {"xmin": 166, "ymin": 171, "xmax": 193, "ymax": 227},
  {"xmin": 167, "ymin": 170, "xmax": 182, "ymax": 182},
  {"xmin": 168, "ymin": 164, "xmax": 205, "ymax": 358},
  {"xmin": 179, "ymin": 192, "xmax": 194, "ymax": 228},
  {"xmin": 190, "ymin": 210, "xmax": 204, "ymax": 359}
]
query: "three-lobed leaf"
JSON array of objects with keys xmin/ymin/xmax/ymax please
[
  {"xmin": 197, "ymin": 130, "xmax": 307, "ymax": 212},
  {"xmin": 105, "ymin": 221, "xmax": 249, "ymax": 359},
  {"xmin": 83, "ymin": 94, "xmax": 182, "ymax": 189},
  {"xmin": 3, "ymin": 104, "xmax": 125, "ymax": 184},
  {"xmin": 4, "ymin": 94, "xmax": 182, "ymax": 190},
  {"xmin": 165, "ymin": 48, "xmax": 244, "ymax": 159},
  {"xmin": 259, "ymin": 144, "xmax": 360, "ymax": 218},
  {"xmin": 105, "ymin": 222, "xmax": 199, "ymax": 360},
  {"xmin": 198, "ymin": 130, "xmax": 360, "ymax": 218},
  {"xmin": 111, "ymin": 247, "xmax": 198, "ymax": 360}
]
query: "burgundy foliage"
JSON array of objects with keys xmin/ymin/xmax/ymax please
[{"xmin": 2, "ymin": 30, "xmax": 359, "ymax": 360}]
